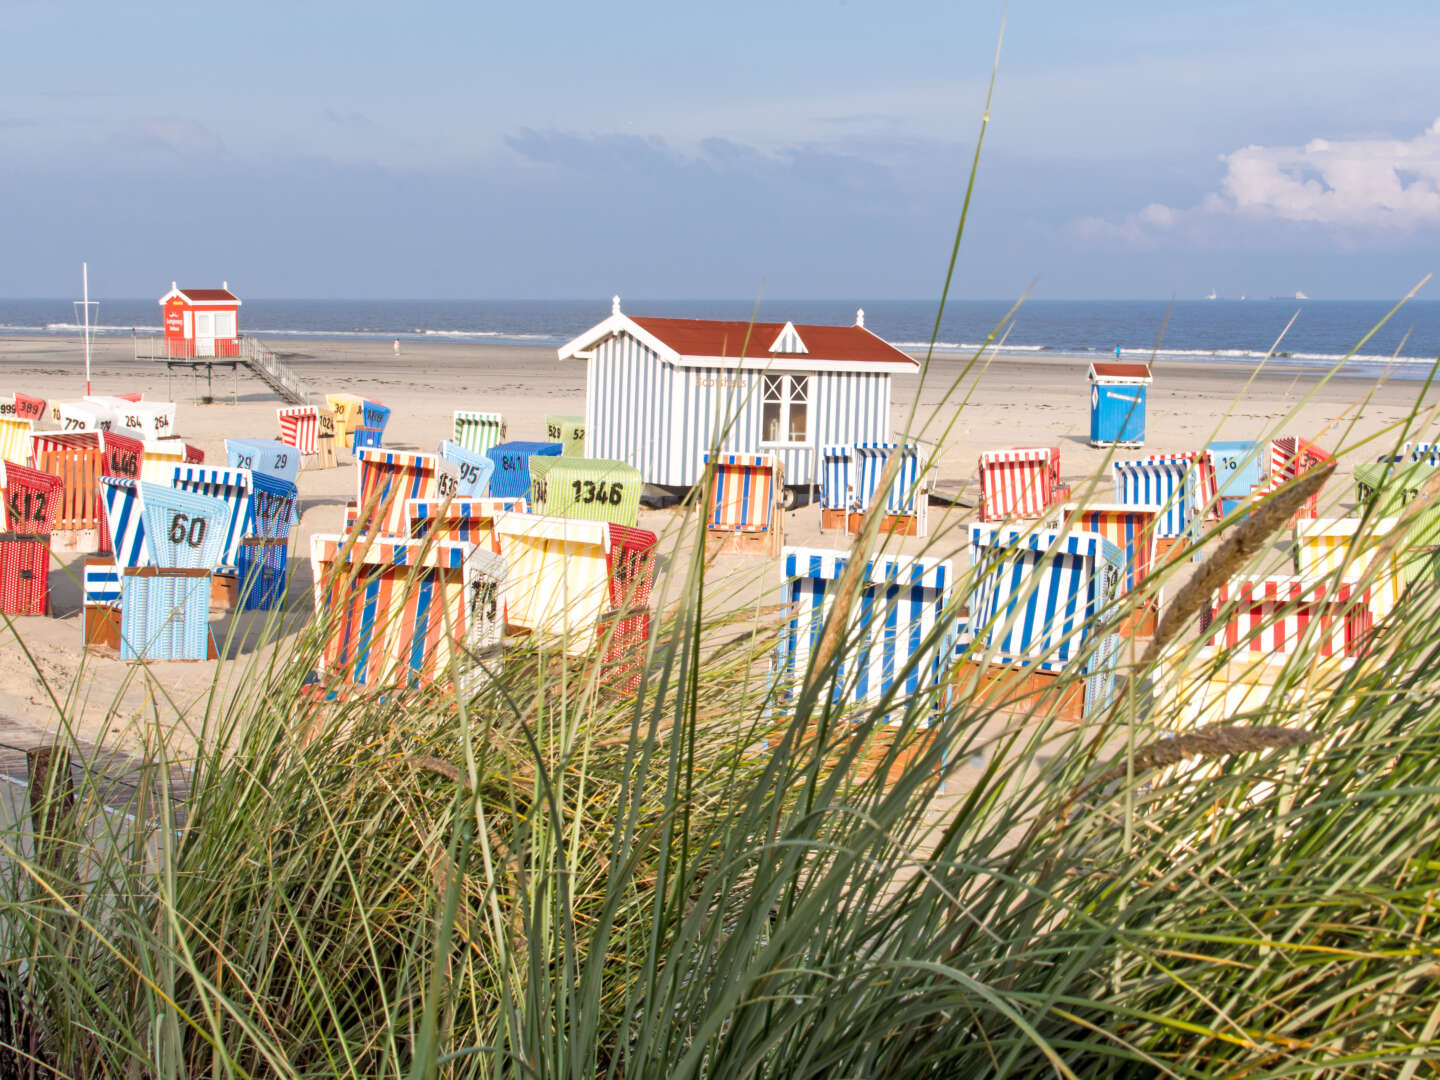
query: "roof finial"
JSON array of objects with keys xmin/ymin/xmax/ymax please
[
  {"xmin": 172, "ymin": 281, "xmax": 178, "ymax": 291},
  {"xmin": 612, "ymin": 294, "xmax": 621, "ymax": 316},
  {"xmin": 222, "ymin": 280, "xmax": 228, "ymax": 291},
  {"xmin": 855, "ymin": 307, "xmax": 865, "ymax": 328}
]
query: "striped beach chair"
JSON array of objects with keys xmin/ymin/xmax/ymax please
[
  {"xmin": 819, "ymin": 445, "xmax": 852, "ymax": 529},
  {"xmin": 1057, "ymin": 503, "xmax": 1161, "ymax": 597},
  {"xmin": 169, "ymin": 465, "xmax": 253, "ymax": 574},
  {"xmin": 776, "ymin": 547, "xmax": 954, "ymax": 711},
  {"xmin": 704, "ymin": 452, "xmax": 783, "ymax": 554},
  {"xmin": 452, "ymin": 410, "xmax": 506, "ymax": 456},
  {"xmin": 485, "ymin": 441, "xmax": 563, "ymax": 501},
  {"xmin": 493, "ymin": 513, "xmax": 658, "ymax": 688},
  {"xmin": 354, "ymin": 447, "xmax": 460, "ymax": 536},
  {"xmin": 439, "ymin": 440, "xmax": 496, "ymax": 497},
  {"xmin": 32, "ymin": 432, "xmax": 106, "ymax": 545},
  {"xmin": 226, "ymin": 438, "xmax": 301, "ymax": 485},
  {"xmin": 851, "ymin": 442, "xmax": 929, "ymax": 537},
  {"xmin": 1203, "ymin": 576, "xmax": 1372, "ymax": 665},
  {"xmin": 0, "ymin": 461, "xmax": 63, "ymax": 617},
  {"xmin": 309, "ymin": 533, "xmax": 507, "ymax": 690},
  {"xmin": 407, "ymin": 497, "xmax": 524, "ymax": 554},
  {"xmin": 1406, "ymin": 442, "xmax": 1440, "ymax": 467},
  {"xmin": 1112, "ymin": 456, "xmax": 1202, "ymax": 540},
  {"xmin": 1294, "ymin": 516, "xmax": 1405, "ymax": 618},
  {"xmin": 978, "ymin": 447, "xmax": 1061, "ymax": 522},
  {"xmin": 0, "ymin": 418, "xmax": 33, "ymax": 466},
  {"xmin": 277, "ymin": 405, "xmax": 321, "ymax": 459},
  {"xmin": 962, "ymin": 524, "xmax": 1124, "ymax": 716},
  {"xmin": 99, "ymin": 478, "xmax": 150, "ymax": 572},
  {"xmin": 139, "ymin": 482, "xmax": 236, "ymax": 571}
]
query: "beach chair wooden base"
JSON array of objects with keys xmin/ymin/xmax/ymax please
[
  {"xmin": 51, "ymin": 528, "xmax": 101, "ymax": 555},
  {"xmin": 852, "ymin": 725, "xmax": 944, "ymax": 786},
  {"xmin": 821, "ymin": 508, "xmax": 848, "ymax": 531},
  {"xmin": 1116, "ymin": 604, "xmax": 1157, "ymax": 641},
  {"xmin": 846, "ymin": 511, "xmax": 921, "ymax": 537},
  {"xmin": 1154, "ymin": 536, "xmax": 1188, "ymax": 563},
  {"xmin": 705, "ymin": 526, "xmax": 781, "ymax": 557},
  {"xmin": 210, "ymin": 572, "xmax": 238, "ymax": 611},
  {"xmin": 957, "ymin": 662, "xmax": 1085, "ymax": 723},
  {"xmin": 83, "ymin": 605, "xmax": 121, "ymax": 653},
  {"xmin": 314, "ymin": 435, "xmax": 339, "ymax": 469}
]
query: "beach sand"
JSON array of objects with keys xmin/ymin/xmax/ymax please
[{"xmin": 1, "ymin": 334, "xmax": 1435, "ymax": 757}]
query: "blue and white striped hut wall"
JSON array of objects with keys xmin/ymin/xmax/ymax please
[
  {"xmin": 558, "ymin": 300, "xmax": 915, "ymax": 489},
  {"xmin": 776, "ymin": 546, "xmax": 954, "ymax": 711}
]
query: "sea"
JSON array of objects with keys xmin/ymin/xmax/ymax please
[{"xmin": 2, "ymin": 298, "xmax": 1437, "ymax": 379}]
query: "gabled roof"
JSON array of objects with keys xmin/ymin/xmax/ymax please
[
  {"xmin": 558, "ymin": 305, "xmax": 917, "ymax": 373},
  {"xmin": 158, "ymin": 283, "xmax": 241, "ymax": 306},
  {"xmin": 1088, "ymin": 361, "xmax": 1153, "ymax": 383}
]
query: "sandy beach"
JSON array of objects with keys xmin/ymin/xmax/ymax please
[{"xmin": 1, "ymin": 333, "xmax": 1435, "ymax": 756}]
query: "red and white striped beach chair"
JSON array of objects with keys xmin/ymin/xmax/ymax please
[
  {"xmin": 978, "ymin": 447, "xmax": 1061, "ymax": 522},
  {"xmin": 1203, "ymin": 576, "xmax": 1372, "ymax": 665}
]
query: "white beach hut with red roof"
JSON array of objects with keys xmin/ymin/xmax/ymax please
[
  {"xmin": 158, "ymin": 283, "xmax": 241, "ymax": 358},
  {"xmin": 558, "ymin": 298, "xmax": 918, "ymax": 500}
]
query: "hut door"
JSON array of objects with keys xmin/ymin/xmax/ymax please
[{"xmin": 194, "ymin": 311, "xmax": 215, "ymax": 357}]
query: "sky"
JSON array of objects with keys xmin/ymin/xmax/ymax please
[{"xmin": 3, "ymin": 0, "xmax": 1439, "ymax": 300}]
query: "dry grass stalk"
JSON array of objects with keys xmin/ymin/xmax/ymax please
[
  {"xmin": 1090, "ymin": 723, "xmax": 1317, "ymax": 788},
  {"xmin": 1139, "ymin": 462, "xmax": 1335, "ymax": 669}
]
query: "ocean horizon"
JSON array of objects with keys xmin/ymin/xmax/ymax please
[{"xmin": 3, "ymin": 297, "xmax": 1437, "ymax": 378}]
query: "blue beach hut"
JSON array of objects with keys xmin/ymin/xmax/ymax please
[{"xmin": 1087, "ymin": 362, "xmax": 1152, "ymax": 447}]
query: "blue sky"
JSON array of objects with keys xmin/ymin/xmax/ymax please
[{"xmin": 4, "ymin": 0, "xmax": 1438, "ymax": 300}]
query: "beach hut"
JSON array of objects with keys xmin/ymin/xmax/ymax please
[
  {"xmin": 492, "ymin": 513, "xmax": 658, "ymax": 687},
  {"xmin": 277, "ymin": 405, "xmax": 323, "ymax": 466},
  {"xmin": 530, "ymin": 457, "xmax": 642, "ymax": 526},
  {"xmin": 557, "ymin": 300, "xmax": 918, "ymax": 503},
  {"xmin": 486, "ymin": 440, "xmax": 563, "ymax": 501},
  {"xmin": 158, "ymin": 283, "xmax": 241, "ymax": 358},
  {"xmin": 407, "ymin": 496, "xmax": 524, "ymax": 554},
  {"xmin": 960, "ymin": 524, "xmax": 1123, "ymax": 719},
  {"xmin": 224, "ymin": 438, "xmax": 301, "ymax": 485},
  {"xmin": 977, "ymin": 447, "xmax": 1063, "ymax": 522},
  {"xmin": 452, "ymin": 411, "xmax": 506, "ymax": 456},
  {"xmin": 775, "ymin": 547, "xmax": 954, "ymax": 710},
  {"xmin": 438, "ymin": 440, "xmax": 495, "ymax": 497},
  {"xmin": 1087, "ymin": 361, "xmax": 1152, "ymax": 447},
  {"xmin": 0, "ymin": 418, "xmax": 33, "ymax": 466},
  {"xmin": 353, "ymin": 447, "xmax": 460, "ymax": 536},
  {"xmin": 544, "ymin": 414, "xmax": 586, "ymax": 457},
  {"xmin": 848, "ymin": 442, "xmax": 929, "ymax": 537},
  {"xmin": 1202, "ymin": 576, "xmax": 1372, "ymax": 665},
  {"xmin": 703, "ymin": 452, "xmax": 784, "ymax": 555},
  {"xmin": 0, "ymin": 461, "xmax": 63, "ymax": 616},
  {"xmin": 309, "ymin": 533, "xmax": 507, "ymax": 690},
  {"xmin": 13, "ymin": 395, "xmax": 45, "ymax": 423}
]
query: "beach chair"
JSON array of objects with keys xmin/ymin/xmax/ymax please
[
  {"xmin": 327, "ymin": 393, "xmax": 365, "ymax": 450},
  {"xmin": 1111, "ymin": 455, "xmax": 1205, "ymax": 557},
  {"xmin": 1056, "ymin": 503, "xmax": 1163, "ymax": 635},
  {"xmin": 235, "ymin": 473, "xmax": 300, "ymax": 610},
  {"xmin": 1205, "ymin": 440, "xmax": 1267, "ymax": 517},
  {"xmin": 438, "ymin": 440, "xmax": 496, "ymax": 497},
  {"xmin": 819, "ymin": 444, "xmax": 852, "ymax": 530},
  {"xmin": 54, "ymin": 400, "xmax": 116, "ymax": 433},
  {"xmin": 959, "ymin": 524, "xmax": 1123, "ymax": 719},
  {"xmin": 352, "ymin": 447, "xmax": 460, "ymax": 537},
  {"xmin": 309, "ymin": 533, "xmax": 507, "ymax": 691},
  {"xmin": 531, "ymin": 457, "xmax": 643, "ymax": 527},
  {"xmin": 544, "ymin": 414, "xmax": 586, "ymax": 456},
  {"xmin": 703, "ymin": 452, "xmax": 784, "ymax": 556},
  {"xmin": 351, "ymin": 427, "xmax": 384, "ymax": 451},
  {"xmin": 849, "ymin": 442, "xmax": 929, "ymax": 537},
  {"xmin": 1406, "ymin": 442, "xmax": 1440, "ymax": 467},
  {"xmin": 225, "ymin": 438, "xmax": 301, "ymax": 485},
  {"xmin": 108, "ymin": 399, "xmax": 176, "ymax": 442},
  {"xmin": 1354, "ymin": 459, "xmax": 1440, "ymax": 514},
  {"xmin": 452, "ymin": 410, "xmax": 506, "ymax": 456},
  {"xmin": 1202, "ymin": 576, "xmax": 1372, "ymax": 667},
  {"xmin": 1251, "ymin": 435, "xmax": 1333, "ymax": 521},
  {"xmin": 1293, "ymin": 516, "xmax": 1407, "ymax": 619},
  {"xmin": 775, "ymin": 547, "xmax": 954, "ymax": 711},
  {"xmin": 485, "ymin": 440, "xmax": 563, "ymax": 500},
  {"xmin": 13, "ymin": 395, "xmax": 45, "ymax": 423},
  {"xmin": 170, "ymin": 465, "xmax": 254, "ymax": 608},
  {"xmin": 407, "ymin": 496, "xmax": 525, "ymax": 555},
  {"xmin": 977, "ymin": 447, "xmax": 1063, "ymax": 522},
  {"xmin": 119, "ymin": 483, "xmax": 234, "ymax": 662},
  {"xmin": 31, "ymin": 432, "xmax": 107, "ymax": 552},
  {"xmin": 492, "ymin": 513, "xmax": 658, "ymax": 690},
  {"xmin": 0, "ymin": 461, "xmax": 63, "ymax": 617},
  {"xmin": 0, "ymin": 418, "xmax": 33, "ymax": 466},
  {"xmin": 277, "ymin": 405, "xmax": 322, "ymax": 467}
]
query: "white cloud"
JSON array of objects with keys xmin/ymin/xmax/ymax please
[{"xmin": 1078, "ymin": 119, "xmax": 1440, "ymax": 242}]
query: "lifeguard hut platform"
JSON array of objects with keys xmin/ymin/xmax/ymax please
[{"xmin": 134, "ymin": 284, "xmax": 311, "ymax": 405}]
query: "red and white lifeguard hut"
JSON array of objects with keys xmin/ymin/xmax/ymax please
[{"xmin": 158, "ymin": 283, "xmax": 241, "ymax": 358}]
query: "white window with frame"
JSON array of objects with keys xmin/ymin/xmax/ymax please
[
  {"xmin": 214, "ymin": 310, "xmax": 236, "ymax": 338},
  {"xmin": 762, "ymin": 373, "xmax": 809, "ymax": 445}
]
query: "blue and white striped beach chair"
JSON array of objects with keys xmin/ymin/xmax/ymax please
[
  {"xmin": 961, "ymin": 524, "xmax": 1123, "ymax": 716},
  {"xmin": 170, "ymin": 465, "xmax": 253, "ymax": 572},
  {"xmin": 99, "ymin": 477, "xmax": 149, "ymax": 571},
  {"xmin": 851, "ymin": 442, "xmax": 928, "ymax": 536},
  {"xmin": 1111, "ymin": 457, "xmax": 1198, "ymax": 540},
  {"xmin": 819, "ymin": 445, "xmax": 852, "ymax": 524},
  {"xmin": 776, "ymin": 546, "xmax": 954, "ymax": 712}
]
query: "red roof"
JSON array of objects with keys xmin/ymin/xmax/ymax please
[
  {"xmin": 630, "ymin": 316, "xmax": 917, "ymax": 367},
  {"xmin": 178, "ymin": 287, "xmax": 239, "ymax": 302},
  {"xmin": 1090, "ymin": 361, "xmax": 1152, "ymax": 380}
]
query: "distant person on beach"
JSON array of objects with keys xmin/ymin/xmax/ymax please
[
  {"xmin": 393, "ymin": 339, "xmax": 400, "ymax": 355},
  {"xmin": 1114, "ymin": 344, "xmax": 1121, "ymax": 358}
]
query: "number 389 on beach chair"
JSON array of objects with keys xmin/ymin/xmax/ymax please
[{"xmin": 958, "ymin": 524, "xmax": 1123, "ymax": 721}]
